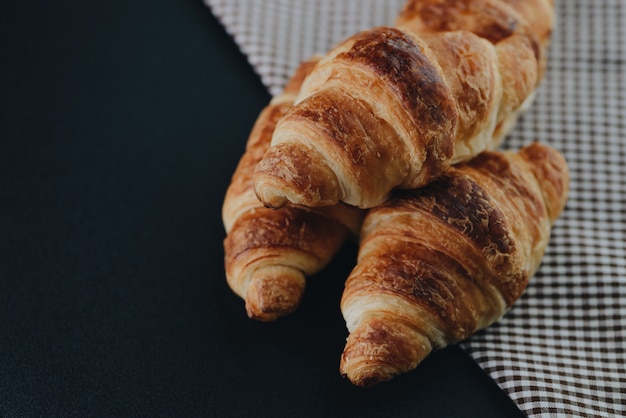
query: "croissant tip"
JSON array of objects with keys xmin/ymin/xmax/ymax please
[
  {"xmin": 254, "ymin": 140, "xmax": 344, "ymax": 208},
  {"xmin": 340, "ymin": 360, "xmax": 397, "ymax": 388},
  {"xmin": 339, "ymin": 316, "xmax": 434, "ymax": 386},
  {"xmin": 254, "ymin": 183, "xmax": 289, "ymax": 209},
  {"xmin": 245, "ymin": 266, "xmax": 306, "ymax": 321}
]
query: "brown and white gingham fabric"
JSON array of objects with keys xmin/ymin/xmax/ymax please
[{"xmin": 205, "ymin": 0, "xmax": 626, "ymax": 416}]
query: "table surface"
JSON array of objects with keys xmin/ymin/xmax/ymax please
[{"xmin": 1, "ymin": 2, "xmax": 526, "ymax": 416}]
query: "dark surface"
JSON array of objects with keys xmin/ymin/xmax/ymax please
[{"xmin": 0, "ymin": 1, "xmax": 525, "ymax": 417}]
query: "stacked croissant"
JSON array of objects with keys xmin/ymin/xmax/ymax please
[{"xmin": 222, "ymin": 0, "xmax": 568, "ymax": 387}]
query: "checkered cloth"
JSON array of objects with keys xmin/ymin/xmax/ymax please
[{"xmin": 206, "ymin": 0, "xmax": 626, "ymax": 416}]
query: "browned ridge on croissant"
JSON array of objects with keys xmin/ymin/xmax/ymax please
[
  {"xmin": 222, "ymin": 59, "xmax": 364, "ymax": 321},
  {"xmin": 254, "ymin": 0, "xmax": 554, "ymax": 209},
  {"xmin": 339, "ymin": 142, "xmax": 569, "ymax": 387}
]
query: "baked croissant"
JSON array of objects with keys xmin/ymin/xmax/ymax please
[
  {"xmin": 254, "ymin": 0, "xmax": 554, "ymax": 209},
  {"xmin": 339, "ymin": 142, "xmax": 569, "ymax": 386},
  {"xmin": 222, "ymin": 58, "xmax": 364, "ymax": 321}
]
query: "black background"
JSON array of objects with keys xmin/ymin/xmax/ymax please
[{"xmin": 1, "ymin": 1, "xmax": 525, "ymax": 416}]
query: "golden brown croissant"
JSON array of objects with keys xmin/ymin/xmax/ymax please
[
  {"xmin": 254, "ymin": 0, "xmax": 554, "ymax": 209},
  {"xmin": 339, "ymin": 142, "xmax": 569, "ymax": 386},
  {"xmin": 222, "ymin": 59, "xmax": 364, "ymax": 321}
]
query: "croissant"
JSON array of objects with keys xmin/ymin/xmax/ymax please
[
  {"xmin": 222, "ymin": 58, "xmax": 364, "ymax": 321},
  {"xmin": 254, "ymin": 0, "xmax": 554, "ymax": 209},
  {"xmin": 339, "ymin": 142, "xmax": 569, "ymax": 386}
]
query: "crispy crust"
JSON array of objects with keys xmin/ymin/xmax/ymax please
[
  {"xmin": 254, "ymin": 0, "xmax": 553, "ymax": 209},
  {"xmin": 340, "ymin": 143, "xmax": 569, "ymax": 386}
]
